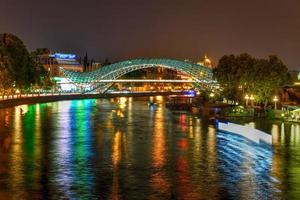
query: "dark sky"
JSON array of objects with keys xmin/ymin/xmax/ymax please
[{"xmin": 0, "ymin": 0, "xmax": 299, "ymax": 69}]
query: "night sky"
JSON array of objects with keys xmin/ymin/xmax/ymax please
[{"xmin": 0, "ymin": 0, "xmax": 299, "ymax": 69}]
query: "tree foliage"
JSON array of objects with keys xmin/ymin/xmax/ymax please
[
  {"xmin": 0, "ymin": 33, "xmax": 48, "ymax": 93},
  {"xmin": 83, "ymin": 52, "xmax": 88, "ymax": 71},
  {"xmin": 251, "ymin": 56, "xmax": 291, "ymax": 106},
  {"xmin": 213, "ymin": 53, "xmax": 291, "ymax": 107},
  {"xmin": 213, "ymin": 54, "xmax": 250, "ymax": 102},
  {"xmin": 0, "ymin": 54, "xmax": 13, "ymax": 92},
  {"xmin": 31, "ymin": 48, "xmax": 51, "ymax": 57}
]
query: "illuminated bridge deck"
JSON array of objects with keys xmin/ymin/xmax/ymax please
[{"xmin": 60, "ymin": 79, "xmax": 197, "ymax": 84}]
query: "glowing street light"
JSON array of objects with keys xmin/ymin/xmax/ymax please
[
  {"xmin": 250, "ymin": 94, "xmax": 254, "ymax": 100},
  {"xmin": 16, "ymin": 89, "xmax": 20, "ymax": 98},
  {"xmin": 245, "ymin": 94, "xmax": 249, "ymax": 106},
  {"xmin": 249, "ymin": 94, "xmax": 254, "ymax": 107},
  {"xmin": 273, "ymin": 96, "xmax": 279, "ymax": 110}
]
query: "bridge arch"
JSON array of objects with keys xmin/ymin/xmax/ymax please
[{"xmin": 60, "ymin": 58, "xmax": 214, "ymax": 93}]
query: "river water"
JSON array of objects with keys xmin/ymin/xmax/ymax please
[{"xmin": 0, "ymin": 97, "xmax": 299, "ymax": 200}]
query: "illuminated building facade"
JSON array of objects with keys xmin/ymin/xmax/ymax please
[
  {"xmin": 281, "ymin": 70, "xmax": 300, "ymax": 105},
  {"xmin": 197, "ymin": 54, "xmax": 213, "ymax": 68},
  {"xmin": 176, "ymin": 54, "xmax": 213, "ymax": 85},
  {"xmin": 36, "ymin": 52, "xmax": 84, "ymax": 76},
  {"xmin": 293, "ymin": 71, "xmax": 300, "ymax": 85}
]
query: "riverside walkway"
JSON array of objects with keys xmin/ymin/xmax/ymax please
[{"xmin": 0, "ymin": 91, "xmax": 184, "ymax": 108}]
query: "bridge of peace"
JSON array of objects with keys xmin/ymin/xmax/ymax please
[
  {"xmin": 0, "ymin": 56, "xmax": 216, "ymax": 108},
  {"xmin": 60, "ymin": 58, "xmax": 215, "ymax": 93}
]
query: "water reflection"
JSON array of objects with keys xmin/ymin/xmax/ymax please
[
  {"xmin": 53, "ymin": 101, "xmax": 73, "ymax": 198},
  {"xmin": 216, "ymin": 131, "xmax": 276, "ymax": 199},
  {"xmin": 175, "ymin": 114, "xmax": 195, "ymax": 200},
  {"xmin": 270, "ymin": 122, "xmax": 300, "ymax": 199},
  {"xmin": 110, "ymin": 131, "xmax": 123, "ymax": 200},
  {"xmin": 9, "ymin": 106, "xmax": 25, "ymax": 198},
  {"xmin": 0, "ymin": 98, "xmax": 299, "ymax": 199},
  {"xmin": 150, "ymin": 105, "xmax": 170, "ymax": 199},
  {"xmin": 152, "ymin": 106, "xmax": 166, "ymax": 168}
]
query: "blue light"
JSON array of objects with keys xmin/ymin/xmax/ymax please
[
  {"xmin": 183, "ymin": 90, "xmax": 195, "ymax": 97},
  {"xmin": 51, "ymin": 53, "xmax": 77, "ymax": 60}
]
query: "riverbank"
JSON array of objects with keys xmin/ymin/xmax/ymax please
[{"xmin": 0, "ymin": 91, "xmax": 183, "ymax": 109}]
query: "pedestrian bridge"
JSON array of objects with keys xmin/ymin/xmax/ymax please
[{"xmin": 60, "ymin": 58, "xmax": 214, "ymax": 93}]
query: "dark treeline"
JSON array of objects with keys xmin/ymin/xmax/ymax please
[
  {"xmin": 213, "ymin": 53, "xmax": 292, "ymax": 108},
  {"xmin": 0, "ymin": 33, "xmax": 52, "ymax": 96}
]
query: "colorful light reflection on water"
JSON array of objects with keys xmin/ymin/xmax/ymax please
[{"xmin": 0, "ymin": 98, "xmax": 299, "ymax": 199}]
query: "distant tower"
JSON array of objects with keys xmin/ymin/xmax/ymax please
[
  {"xmin": 197, "ymin": 54, "xmax": 213, "ymax": 68},
  {"xmin": 203, "ymin": 54, "xmax": 212, "ymax": 67}
]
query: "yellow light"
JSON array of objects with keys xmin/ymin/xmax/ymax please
[
  {"xmin": 119, "ymin": 97, "xmax": 127, "ymax": 104},
  {"xmin": 155, "ymin": 96, "xmax": 163, "ymax": 102},
  {"xmin": 117, "ymin": 110, "xmax": 124, "ymax": 118},
  {"xmin": 273, "ymin": 96, "xmax": 279, "ymax": 102},
  {"xmin": 244, "ymin": 94, "xmax": 249, "ymax": 100},
  {"xmin": 118, "ymin": 97, "xmax": 127, "ymax": 109},
  {"xmin": 112, "ymin": 131, "xmax": 122, "ymax": 167},
  {"xmin": 209, "ymin": 93, "xmax": 215, "ymax": 97},
  {"xmin": 250, "ymin": 95, "xmax": 254, "ymax": 100},
  {"xmin": 205, "ymin": 58, "xmax": 211, "ymax": 63}
]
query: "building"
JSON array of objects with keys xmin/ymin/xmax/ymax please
[
  {"xmin": 281, "ymin": 70, "xmax": 300, "ymax": 105},
  {"xmin": 178, "ymin": 54, "xmax": 214, "ymax": 80},
  {"xmin": 197, "ymin": 54, "xmax": 213, "ymax": 68},
  {"xmin": 36, "ymin": 51, "xmax": 85, "ymax": 92},
  {"xmin": 36, "ymin": 52, "xmax": 83, "ymax": 77},
  {"xmin": 290, "ymin": 70, "xmax": 300, "ymax": 86}
]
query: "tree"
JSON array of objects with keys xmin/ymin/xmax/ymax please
[
  {"xmin": 213, "ymin": 53, "xmax": 291, "ymax": 108},
  {"xmin": 103, "ymin": 58, "xmax": 111, "ymax": 66},
  {"xmin": 236, "ymin": 53, "xmax": 255, "ymax": 92},
  {"xmin": 0, "ymin": 33, "xmax": 48, "ymax": 94},
  {"xmin": 83, "ymin": 52, "xmax": 88, "ymax": 71},
  {"xmin": 90, "ymin": 59, "xmax": 94, "ymax": 71},
  {"xmin": 252, "ymin": 56, "xmax": 291, "ymax": 108},
  {"xmin": 0, "ymin": 55, "xmax": 13, "ymax": 97},
  {"xmin": 213, "ymin": 54, "xmax": 243, "ymax": 103},
  {"xmin": 31, "ymin": 48, "xmax": 50, "ymax": 57},
  {"xmin": 0, "ymin": 33, "xmax": 30, "ymax": 89}
]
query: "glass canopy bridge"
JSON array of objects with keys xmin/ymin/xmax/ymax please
[{"xmin": 60, "ymin": 58, "xmax": 214, "ymax": 93}]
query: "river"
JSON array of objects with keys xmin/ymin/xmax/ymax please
[{"xmin": 0, "ymin": 97, "xmax": 299, "ymax": 199}]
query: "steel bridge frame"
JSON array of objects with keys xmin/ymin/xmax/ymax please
[{"xmin": 60, "ymin": 58, "xmax": 214, "ymax": 93}]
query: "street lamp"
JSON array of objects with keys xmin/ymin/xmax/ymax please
[
  {"xmin": 250, "ymin": 94, "xmax": 254, "ymax": 107},
  {"xmin": 273, "ymin": 96, "xmax": 279, "ymax": 110},
  {"xmin": 16, "ymin": 89, "xmax": 20, "ymax": 98},
  {"xmin": 244, "ymin": 94, "xmax": 249, "ymax": 106}
]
